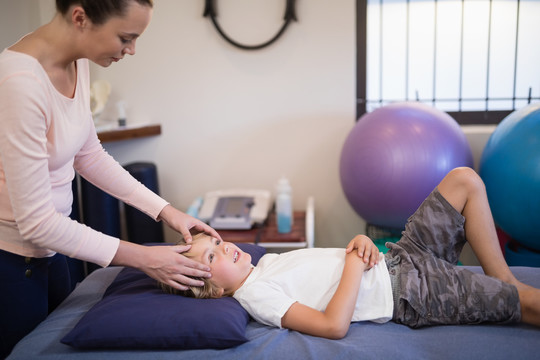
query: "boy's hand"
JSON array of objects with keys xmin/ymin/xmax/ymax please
[
  {"xmin": 345, "ymin": 235, "xmax": 380, "ymax": 269},
  {"xmin": 345, "ymin": 249, "xmax": 369, "ymax": 273}
]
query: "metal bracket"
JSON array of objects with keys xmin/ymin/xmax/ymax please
[{"xmin": 203, "ymin": 0, "xmax": 297, "ymax": 50}]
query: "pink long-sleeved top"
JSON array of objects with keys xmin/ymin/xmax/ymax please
[{"xmin": 0, "ymin": 49, "xmax": 168, "ymax": 267}]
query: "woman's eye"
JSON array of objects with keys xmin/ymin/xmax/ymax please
[{"xmin": 120, "ymin": 37, "xmax": 131, "ymax": 44}]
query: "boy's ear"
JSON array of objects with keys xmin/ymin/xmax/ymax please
[{"xmin": 214, "ymin": 287, "xmax": 225, "ymax": 298}]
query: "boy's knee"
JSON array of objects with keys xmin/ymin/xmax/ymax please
[
  {"xmin": 448, "ymin": 166, "xmax": 476, "ymax": 179},
  {"xmin": 448, "ymin": 167, "xmax": 484, "ymax": 193}
]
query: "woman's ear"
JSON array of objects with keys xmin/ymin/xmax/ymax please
[{"xmin": 71, "ymin": 6, "xmax": 89, "ymax": 29}]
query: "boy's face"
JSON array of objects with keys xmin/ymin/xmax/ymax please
[{"xmin": 189, "ymin": 235, "xmax": 253, "ymax": 295}]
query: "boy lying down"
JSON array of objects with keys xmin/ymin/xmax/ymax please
[{"xmin": 159, "ymin": 168, "xmax": 540, "ymax": 339}]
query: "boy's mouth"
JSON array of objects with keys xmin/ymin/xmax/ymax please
[{"xmin": 233, "ymin": 250, "xmax": 239, "ymax": 263}]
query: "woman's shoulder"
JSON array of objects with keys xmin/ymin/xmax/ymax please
[
  {"xmin": 0, "ymin": 49, "xmax": 45, "ymax": 82},
  {"xmin": 1, "ymin": 48, "xmax": 39, "ymax": 64}
]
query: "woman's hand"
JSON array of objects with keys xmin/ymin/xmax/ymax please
[
  {"xmin": 158, "ymin": 204, "xmax": 221, "ymax": 243},
  {"xmin": 112, "ymin": 241, "xmax": 212, "ymax": 290},
  {"xmin": 111, "ymin": 205, "xmax": 222, "ymax": 290},
  {"xmin": 345, "ymin": 234, "xmax": 380, "ymax": 269}
]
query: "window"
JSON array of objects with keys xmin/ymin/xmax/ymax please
[{"xmin": 357, "ymin": 0, "xmax": 540, "ymax": 124}]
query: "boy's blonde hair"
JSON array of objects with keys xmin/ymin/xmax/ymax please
[{"xmin": 158, "ymin": 233, "xmax": 224, "ymax": 299}]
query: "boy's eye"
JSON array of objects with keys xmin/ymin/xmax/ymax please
[
  {"xmin": 215, "ymin": 239, "xmax": 221, "ymax": 246},
  {"xmin": 208, "ymin": 253, "xmax": 214, "ymax": 263}
]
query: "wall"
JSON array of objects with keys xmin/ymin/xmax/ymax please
[
  {"xmin": 90, "ymin": 0, "xmax": 364, "ymax": 249},
  {"xmin": 0, "ymin": 0, "xmax": 50, "ymax": 48},
  {"xmin": 0, "ymin": 0, "xmax": 495, "ymax": 264}
]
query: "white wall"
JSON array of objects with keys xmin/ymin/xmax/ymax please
[
  {"xmin": 0, "ymin": 0, "xmax": 494, "ymax": 263},
  {"xmin": 0, "ymin": 0, "xmax": 50, "ymax": 48},
  {"xmin": 91, "ymin": 0, "xmax": 364, "ymax": 248}
]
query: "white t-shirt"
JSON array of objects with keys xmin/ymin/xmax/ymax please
[{"xmin": 233, "ymin": 248, "xmax": 393, "ymax": 328}]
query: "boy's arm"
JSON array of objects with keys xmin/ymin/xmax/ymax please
[{"xmin": 281, "ymin": 235, "xmax": 375, "ymax": 339}]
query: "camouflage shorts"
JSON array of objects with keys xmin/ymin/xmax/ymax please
[{"xmin": 385, "ymin": 188, "xmax": 521, "ymax": 328}]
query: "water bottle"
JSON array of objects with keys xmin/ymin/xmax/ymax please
[{"xmin": 276, "ymin": 177, "xmax": 293, "ymax": 233}]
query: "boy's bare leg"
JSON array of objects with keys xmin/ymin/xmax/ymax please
[
  {"xmin": 437, "ymin": 167, "xmax": 518, "ymax": 285},
  {"xmin": 520, "ymin": 288, "xmax": 540, "ymax": 326},
  {"xmin": 438, "ymin": 167, "xmax": 540, "ymax": 326}
]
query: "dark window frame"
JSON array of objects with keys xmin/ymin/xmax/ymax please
[{"xmin": 356, "ymin": 0, "xmax": 537, "ymax": 125}]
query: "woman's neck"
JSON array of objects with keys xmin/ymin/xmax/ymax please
[
  {"xmin": 8, "ymin": 14, "xmax": 80, "ymax": 98},
  {"xmin": 10, "ymin": 14, "xmax": 80, "ymax": 71}
]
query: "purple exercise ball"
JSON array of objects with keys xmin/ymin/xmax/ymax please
[{"xmin": 340, "ymin": 102, "xmax": 473, "ymax": 229}]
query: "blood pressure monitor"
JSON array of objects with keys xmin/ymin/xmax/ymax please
[{"xmin": 198, "ymin": 190, "xmax": 272, "ymax": 230}]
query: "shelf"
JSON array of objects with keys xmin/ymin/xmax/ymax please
[
  {"xmin": 97, "ymin": 124, "xmax": 161, "ymax": 143},
  {"xmin": 217, "ymin": 197, "xmax": 315, "ymax": 250},
  {"xmin": 220, "ymin": 211, "xmax": 308, "ymax": 249}
]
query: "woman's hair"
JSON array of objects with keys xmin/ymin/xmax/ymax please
[
  {"xmin": 56, "ymin": 0, "xmax": 153, "ymax": 25},
  {"xmin": 158, "ymin": 233, "xmax": 224, "ymax": 299}
]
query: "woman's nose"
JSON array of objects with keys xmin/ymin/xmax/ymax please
[{"xmin": 123, "ymin": 43, "xmax": 136, "ymax": 56}]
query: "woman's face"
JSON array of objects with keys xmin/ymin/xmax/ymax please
[{"xmin": 83, "ymin": 2, "xmax": 152, "ymax": 67}]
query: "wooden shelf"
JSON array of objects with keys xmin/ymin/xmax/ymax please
[
  {"xmin": 219, "ymin": 211, "xmax": 307, "ymax": 249},
  {"xmin": 97, "ymin": 124, "xmax": 161, "ymax": 143}
]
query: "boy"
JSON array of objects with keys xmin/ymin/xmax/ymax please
[{"xmin": 161, "ymin": 167, "xmax": 540, "ymax": 339}]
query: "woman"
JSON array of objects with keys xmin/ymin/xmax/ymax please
[{"xmin": 0, "ymin": 1, "xmax": 219, "ymax": 356}]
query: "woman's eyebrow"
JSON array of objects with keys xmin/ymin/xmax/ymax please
[
  {"xmin": 121, "ymin": 32, "xmax": 140, "ymax": 39},
  {"xmin": 123, "ymin": 32, "xmax": 140, "ymax": 38}
]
